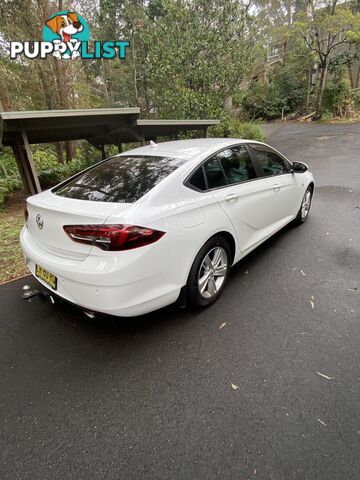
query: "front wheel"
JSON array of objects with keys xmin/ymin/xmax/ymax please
[
  {"xmin": 293, "ymin": 185, "xmax": 313, "ymax": 226},
  {"xmin": 187, "ymin": 236, "xmax": 231, "ymax": 309}
]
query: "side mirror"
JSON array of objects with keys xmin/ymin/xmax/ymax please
[{"xmin": 292, "ymin": 161, "xmax": 308, "ymax": 173}]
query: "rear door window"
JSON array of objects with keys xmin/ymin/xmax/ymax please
[
  {"xmin": 203, "ymin": 157, "xmax": 227, "ymax": 189},
  {"xmin": 249, "ymin": 144, "xmax": 291, "ymax": 176},
  {"xmin": 188, "ymin": 167, "xmax": 206, "ymax": 191},
  {"xmin": 53, "ymin": 155, "xmax": 186, "ymax": 203},
  {"xmin": 216, "ymin": 146, "xmax": 257, "ymax": 184}
]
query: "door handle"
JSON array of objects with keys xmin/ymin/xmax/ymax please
[
  {"xmin": 272, "ymin": 184, "xmax": 281, "ymax": 191},
  {"xmin": 225, "ymin": 193, "xmax": 238, "ymax": 202}
]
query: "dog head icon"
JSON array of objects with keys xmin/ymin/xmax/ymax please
[{"xmin": 45, "ymin": 12, "xmax": 84, "ymax": 42}]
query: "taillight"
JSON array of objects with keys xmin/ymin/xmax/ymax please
[
  {"xmin": 63, "ymin": 224, "xmax": 165, "ymax": 251},
  {"xmin": 24, "ymin": 208, "xmax": 29, "ymax": 222}
]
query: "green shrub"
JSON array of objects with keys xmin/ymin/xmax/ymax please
[
  {"xmin": 210, "ymin": 118, "xmax": 265, "ymax": 141},
  {"xmin": 0, "ymin": 142, "xmax": 102, "ymax": 207},
  {"xmin": 322, "ymin": 79, "xmax": 351, "ymax": 115},
  {"xmin": 242, "ymin": 66, "xmax": 307, "ymax": 120},
  {"xmin": 37, "ymin": 156, "xmax": 91, "ymax": 188},
  {"xmin": 0, "ymin": 149, "xmax": 22, "ymax": 208},
  {"xmin": 352, "ymin": 90, "xmax": 360, "ymax": 109},
  {"xmin": 319, "ymin": 111, "xmax": 333, "ymax": 122},
  {"xmin": 242, "ymin": 82, "xmax": 284, "ymax": 120},
  {"xmin": 32, "ymin": 149, "xmax": 59, "ymax": 171}
]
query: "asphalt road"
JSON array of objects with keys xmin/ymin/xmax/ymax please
[{"xmin": 1, "ymin": 123, "xmax": 359, "ymax": 480}]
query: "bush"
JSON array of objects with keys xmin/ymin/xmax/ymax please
[
  {"xmin": 33, "ymin": 149, "xmax": 59, "ymax": 171},
  {"xmin": 0, "ymin": 150, "xmax": 22, "ymax": 208},
  {"xmin": 242, "ymin": 66, "xmax": 307, "ymax": 120},
  {"xmin": 210, "ymin": 118, "xmax": 265, "ymax": 141},
  {"xmin": 242, "ymin": 82, "xmax": 285, "ymax": 120},
  {"xmin": 38, "ymin": 157, "xmax": 90, "ymax": 188},
  {"xmin": 322, "ymin": 79, "xmax": 351, "ymax": 115},
  {"xmin": 0, "ymin": 142, "xmax": 102, "ymax": 207},
  {"xmin": 351, "ymin": 90, "xmax": 360, "ymax": 111}
]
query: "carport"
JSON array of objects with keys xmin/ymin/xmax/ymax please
[{"xmin": 0, "ymin": 108, "xmax": 219, "ymax": 195}]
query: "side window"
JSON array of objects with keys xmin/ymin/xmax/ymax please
[
  {"xmin": 216, "ymin": 146, "xmax": 257, "ymax": 184},
  {"xmin": 203, "ymin": 157, "xmax": 227, "ymax": 189},
  {"xmin": 250, "ymin": 145, "xmax": 291, "ymax": 176},
  {"xmin": 188, "ymin": 167, "xmax": 206, "ymax": 191}
]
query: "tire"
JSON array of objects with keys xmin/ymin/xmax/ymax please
[
  {"xmin": 187, "ymin": 236, "xmax": 232, "ymax": 309},
  {"xmin": 293, "ymin": 185, "xmax": 313, "ymax": 226}
]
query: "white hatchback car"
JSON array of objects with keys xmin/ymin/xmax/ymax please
[{"xmin": 21, "ymin": 138, "xmax": 314, "ymax": 317}]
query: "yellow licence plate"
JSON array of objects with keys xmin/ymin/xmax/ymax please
[{"xmin": 35, "ymin": 265, "xmax": 57, "ymax": 290}]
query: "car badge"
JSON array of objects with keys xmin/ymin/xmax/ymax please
[{"xmin": 36, "ymin": 214, "xmax": 44, "ymax": 230}]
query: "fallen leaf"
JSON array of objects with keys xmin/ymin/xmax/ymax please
[
  {"xmin": 317, "ymin": 418, "xmax": 327, "ymax": 426},
  {"xmin": 300, "ymin": 269, "xmax": 306, "ymax": 276},
  {"xmin": 310, "ymin": 297, "xmax": 315, "ymax": 309},
  {"xmin": 219, "ymin": 322, "xmax": 226, "ymax": 330},
  {"xmin": 253, "ymin": 468, "xmax": 257, "ymax": 475},
  {"xmin": 316, "ymin": 371, "xmax": 333, "ymax": 380},
  {"xmin": 231, "ymin": 383, "xmax": 239, "ymax": 390}
]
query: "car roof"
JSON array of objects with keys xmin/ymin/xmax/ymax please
[{"xmin": 118, "ymin": 138, "xmax": 265, "ymax": 162}]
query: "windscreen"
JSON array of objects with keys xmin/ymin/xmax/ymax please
[{"xmin": 53, "ymin": 155, "xmax": 186, "ymax": 203}]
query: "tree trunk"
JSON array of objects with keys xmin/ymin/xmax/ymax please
[
  {"xmin": 348, "ymin": 65, "xmax": 354, "ymax": 89},
  {"xmin": 356, "ymin": 65, "xmax": 360, "ymax": 89},
  {"xmin": 306, "ymin": 66, "xmax": 312, "ymax": 113},
  {"xmin": 316, "ymin": 59, "xmax": 328, "ymax": 116},
  {"xmin": 65, "ymin": 141, "xmax": 74, "ymax": 163},
  {"xmin": 0, "ymin": 79, "xmax": 13, "ymax": 111},
  {"xmin": 55, "ymin": 142, "xmax": 64, "ymax": 164}
]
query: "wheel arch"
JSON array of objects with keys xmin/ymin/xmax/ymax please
[
  {"xmin": 180, "ymin": 229, "xmax": 237, "ymax": 309},
  {"xmin": 181, "ymin": 229, "xmax": 238, "ymax": 294},
  {"xmin": 202, "ymin": 230, "xmax": 236, "ymax": 266}
]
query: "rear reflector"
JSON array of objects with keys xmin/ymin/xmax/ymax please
[{"xmin": 63, "ymin": 224, "xmax": 165, "ymax": 251}]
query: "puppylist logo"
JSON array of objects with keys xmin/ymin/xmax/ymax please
[{"xmin": 10, "ymin": 11, "xmax": 130, "ymax": 61}]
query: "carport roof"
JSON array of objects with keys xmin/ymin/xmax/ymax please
[{"xmin": 1, "ymin": 108, "xmax": 220, "ymax": 146}]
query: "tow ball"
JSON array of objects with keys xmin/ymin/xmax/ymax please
[{"xmin": 22, "ymin": 284, "xmax": 55, "ymax": 304}]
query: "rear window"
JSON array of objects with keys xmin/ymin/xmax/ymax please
[{"xmin": 53, "ymin": 155, "xmax": 186, "ymax": 203}]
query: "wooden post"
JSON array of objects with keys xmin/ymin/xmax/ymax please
[
  {"xmin": 139, "ymin": 127, "xmax": 146, "ymax": 146},
  {"xmin": 12, "ymin": 127, "xmax": 41, "ymax": 195},
  {"xmin": 101, "ymin": 144, "xmax": 107, "ymax": 160}
]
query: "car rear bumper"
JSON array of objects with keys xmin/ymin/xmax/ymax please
[{"xmin": 20, "ymin": 226, "xmax": 183, "ymax": 317}]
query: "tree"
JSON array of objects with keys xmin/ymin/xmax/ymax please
[
  {"xmin": 138, "ymin": 0, "xmax": 259, "ymax": 119},
  {"xmin": 293, "ymin": 0, "xmax": 360, "ymax": 115}
]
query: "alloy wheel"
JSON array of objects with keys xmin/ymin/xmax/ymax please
[
  {"xmin": 301, "ymin": 189, "xmax": 312, "ymax": 219},
  {"xmin": 198, "ymin": 247, "xmax": 228, "ymax": 299}
]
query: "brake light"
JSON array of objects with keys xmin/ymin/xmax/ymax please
[{"xmin": 63, "ymin": 224, "xmax": 165, "ymax": 251}]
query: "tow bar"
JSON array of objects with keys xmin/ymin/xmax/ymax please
[
  {"xmin": 21, "ymin": 284, "xmax": 96, "ymax": 318},
  {"xmin": 22, "ymin": 284, "xmax": 55, "ymax": 303}
]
